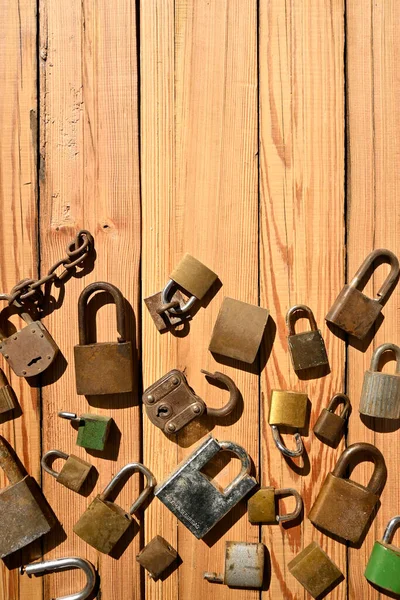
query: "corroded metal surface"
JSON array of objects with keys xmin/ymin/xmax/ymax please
[
  {"xmin": 288, "ymin": 541, "xmax": 343, "ymax": 598},
  {"xmin": 136, "ymin": 535, "xmax": 178, "ymax": 580},
  {"xmin": 313, "ymin": 393, "xmax": 351, "ymax": 446},
  {"xmin": 204, "ymin": 542, "xmax": 265, "ymax": 588},
  {"xmin": 286, "ymin": 305, "xmax": 328, "ymax": 371},
  {"xmin": 42, "ymin": 450, "xmax": 93, "ymax": 493},
  {"xmin": 360, "ymin": 343, "xmax": 400, "ymax": 419}
]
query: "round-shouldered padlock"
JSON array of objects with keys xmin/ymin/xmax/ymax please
[
  {"xmin": 313, "ymin": 393, "xmax": 351, "ymax": 447},
  {"xmin": 365, "ymin": 515, "xmax": 400, "ymax": 593},
  {"xmin": 286, "ymin": 305, "xmax": 328, "ymax": 371},
  {"xmin": 41, "ymin": 450, "xmax": 94, "ymax": 493},
  {"xmin": 360, "ymin": 343, "xmax": 400, "ymax": 419}
]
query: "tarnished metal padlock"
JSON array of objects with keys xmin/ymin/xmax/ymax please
[
  {"xmin": 209, "ymin": 297, "xmax": 269, "ymax": 363},
  {"xmin": 204, "ymin": 542, "xmax": 265, "ymax": 588},
  {"xmin": 248, "ymin": 487, "xmax": 303, "ymax": 524},
  {"xmin": 145, "ymin": 254, "xmax": 218, "ymax": 331},
  {"xmin": 42, "ymin": 450, "xmax": 94, "ymax": 493},
  {"xmin": 286, "ymin": 305, "xmax": 328, "ymax": 371},
  {"xmin": 0, "ymin": 435, "xmax": 56, "ymax": 557},
  {"xmin": 136, "ymin": 535, "xmax": 178, "ymax": 580},
  {"xmin": 360, "ymin": 343, "xmax": 400, "ymax": 419},
  {"xmin": 0, "ymin": 369, "xmax": 17, "ymax": 414},
  {"xmin": 155, "ymin": 435, "xmax": 257, "ymax": 539},
  {"xmin": 74, "ymin": 462, "xmax": 156, "ymax": 554},
  {"xmin": 326, "ymin": 249, "xmax": 399, "ymax": 339},
  {"xmin": 313, "ymin": 393, "xmax": 351, "ymax": 446},
  {"xmin": 74, "ymin": 282, "xmax": 133, "ymax": 395},
  {"xmin": 269, "ymin": 390, "xmax": 308, "ymax": 457},
  {"xmin": 309, "ymin": 442, "xmax": 386, "ymax": 543},
  {"xmin": 288, "ymin": 541, "xmax": 343, "ymax": 599},
  {"xmin": 58, "ymin": 411, "xmax": 113, "ymax": 451},
  {"xmin": 21, "ymin": 557, "xmax": 97, "ymax": 600},
  {"xmin": 143, "ymin": 369, "xmax": 239, "ymax": 434},
  {"xmin": 365, "ymin": 516, "xmax": 400, "ymax": 594}
]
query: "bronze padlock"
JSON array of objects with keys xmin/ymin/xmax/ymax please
[
  {"xmin": 288, "ymin": 541, "xmax": 343, "ymax": 599},
  {"xmin": 286, "ymin": 304, "xmax": 328, "ymax": 371},
  {"xmin": 360, "ymin": 343, "xmax": 400, "ymax": 419},
  {"xmin": 41, "ymin": 450, "xmax": 94, "ymax": 493},
  {"xmin": 74, "ymin": 462, "xmax": 156, "ymax": 554},
  {"xmin": 136, "ymin": 535, "xmax": 178, "ymax": 580},
  {"xmin": 248, "ymin": 487, "xmax": 303, "ymax": 525},
  {"xmin": 326, "ymin": 249, "xmax": 399, "ymax": 339},
  {"xmin": 313, "ymin": 393, "xmax": 351, "ymax": 447},
  {"xmin": 74, "ymin": 282, "xmax": 133, "ymax": 395},
  {"xmin": 0, "ymin": 369, "xmax": 17, "ymax": 414},
  {"xmin": 309, "ymin": 442, "xmax": 386, "ymax": 543},
  {"xmin": 269, "ymin": 390, "xmax": 308, "ymax": 457},
  {"xmin": 143, "ymin": 369, "xmax": 239, "ymax": 434}
]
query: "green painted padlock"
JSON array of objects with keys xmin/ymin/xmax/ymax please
[
  {"xmin": 365, "ymin": 516, "xmax": 400, "ymax": 594},
  {"xmin": 58, "ymin": 411, "xmax": 113, "ymax": 451}
]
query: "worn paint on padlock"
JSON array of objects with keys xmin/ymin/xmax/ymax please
[
  {"xmin": 0, "ymin": 369, "xmax": 16, "ymax": 414},
  {"xmin": 169, "ymin": 254, "xmax": 218, "ymax": 300},
  {"xmin": 286, "ymin": 305, "xmax": 328, "ymax": 371},
  {"xmin": 313, "ymin": 393, "xmax": 351, "ymax": 447},
  {"xmin": 21, "ymin": 557, "xmax": 97, "ymax": 600},
  {"xmin": 360, "ymin": 343, "xmax": 400, "ymax": 419},
  {"xmin": 288, "ymin": 541, "xmax": 343, "ymax": 599},
  {"xmin": 42, "ymin": 450, "xmax": 94, "ymax": 493},
  {"xmin": 248, "ymin": 487, "xmax": 303, "ymax": 525},
  {"xmin": 365, "ymin": 516, "xmax": 400, "ymax": 594},
  {"xmin": 155, "ymin": 435, "xmax": 257, "ymax": 539},
  {"xmin": 204, "ymin": 542, "xmax": 265, "ymax": 588},
  {"xmin": 136, "ymin": 535, "xmax": 178, "ymax": 580},
  {"xmin": 59, "ymin": 412, "xmax": 113, "ymax": 452}
]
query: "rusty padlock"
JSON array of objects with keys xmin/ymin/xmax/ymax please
[
  {"xmin": 74, "ymin": 282, "xmax": 133, "ymax": 395},
  {"xmin": 360, "ymin": 343, "xmax": 400, "ymax": 419},
  {"xmin": 74, "ymin": 462, "xmax": 156, "ymax": 554},
  {"xmin": 204, "ymin": 542, "xmax": 265, "ymax": 589},
  {"xmin": 286, "ymin": 305, "xmax": 328, "ymax": 371},
  {"xmin": 288, "ymin": 542, "xmax": 343, "ymax": 599},
  {"xmin": 136, "ymin": 535, "xmax": 178, "ymax": 580},
  {"xmin": 313, "ymin": 393, "xmax": 351, "ymax": 446},
  {"xmin": 21, "ymin": 557, "xmax": 97, "ymax": 600},
  {"xmin": 143, "ymin": 369, "xmax": 239, "ymax": 434},
  {"xmin": 269, "ymin": 390, "xmax": 308, "ymax": 457},
  {"xmin": 326, "ymin": 249, "xmax": 399, "ymax": 339},
  {"xmin": 248, "ymin": 487, "xmax": 303, "ymax": 524},
  {"xmin": 309, "ymin": 442, "xmax": 386, "ymax": 543},
  {"xmin": 0, "ymin": 369, "xmax": 17, "ymax": 414},
  {"xmin": 42, "ymin": 450, "xmax": 94, "ymax": 493}
]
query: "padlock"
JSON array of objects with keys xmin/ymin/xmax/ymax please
[
  {"xmin": 248, "ymin": 487, "xmax": 303, "ymax": 524},
  {"xmin": 74, "ymin": 462, "xmax": 156, "ymax": 554},
  {"xmin": 309, "ymin": 442, "xmax": 386, "ymax": 543},
  {"xmin": 155, "ymin": 435, "xmax": 257, "ymax": 539},
  {"xmin": 286, "ymin": 304, "xmax": 328, "ymax": 371},
  {"xmin": 313, "ymin": 393, "xmax": 351, "ymax": 446},
  {"xmin": 74, "ymin": 281, "xmax": 133, "ymax": 395},
  {"xmin": 145, "ymin": 253, "xmax": 218, "ymax": 331},
  {"xmin": 326, "ymin": 249, "xmax": 399, "ymax": 339},
  {"xmin": 21, "ymin": 557, "xmax": 97, "ymax": 600},
  {"xmin": 143, "ymin": 369, "xmax": 240, "ymax": 434},
  {"xmin": 58, "ymin": 411, "xmax": 113, "ymax": 451},
  {"xmin": 0, "ymin": 435, "xmax": 56, "ymax": 557},
  {"xmin": 136, "ymin": 535, "xmax": 178, "ymax": 580},
  {"xmin": 204, "ymin": 542, "xmax": 265, "ymax": 588},
  {"xmin": 41, "ymin": 450, "xmax": 94, "ymax": 493},
  {"xmin": 365, "ymin": 515, "xmax": 400, "ymax": 594},
  {"xmin": 269, "ymin": 390, "xmax": 308, "ymax": 457},
  {"xmin": 208, "ymin": 297, "xmax": 269, "ymax": 363},
  {"xmin": 288, "ymin": 541, "xmax": 343, "ymax": 599},
  {"xmin": 360, "ymin": 343, "xmax": 400, "ymax": 419},
  {"xmin": 0, "ymin": 369, "xmax": 17, "ymax": 414}
]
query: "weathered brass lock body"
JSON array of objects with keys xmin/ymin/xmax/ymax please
[
  {"xmin": 58, "ymin": 411, "xmax": 113, "ymax": 451},
  {"xmin": 286, "ymin": 304, "xmax": 328, "ymax": 371},
  {"xmin": 360, "ymin": 343, "xmax": 400, "ymax": 419},
  {"xmin": 326, "ymin": 249, "xmax": 399, "ymax": 339},
  {"xmin": 143, "ymin": 369, "xmax": 239, "ymax": 433},
  {"xmin": 269, "ymin": 390, "xmax": 308, "ymax": 457},
  {"xmin": 136, "ymin": 535, "xmax": 178, "ymax": 580},
  {"xmin": 74, "ymin": 282, "xmax": 133, "ymax": 395},
  {"xmin": 208, "ymin": 297, "xmax": 269, "ymax": 363},
  {"xmin": 204, "ymin": 542, "xmax": 265, "ymax": 588},
  {"xmin": 288, "ymin": 541, "xmax": 343, "ymax": 599},
  {"xmin": 74, "ymin": 462, "xmax": 156, "ymax": 554},
  {"xmin": 365, "ymin": 516, "xmax": 400, "ymax": 594},
  {"xmin": 309, "ymin": 442, "xmax": 386, "ymax": 543},
  {"xmin": 21, "ymin": 557, "xmax": 97, "ymax": 600},
  {"xmin": 42, "ymin": 450, "xmax": 94, "ymax": 493},
  {"xmin": 313, "ymin": 393, "xmax": 351, "ymax": 447},
  {"xmin": 0, "ymin": 369, "xmax": 17, "ymax": 414},
  {"xmin": 248, "ymin": 487, "xmax": 303, "ymax": 525}
]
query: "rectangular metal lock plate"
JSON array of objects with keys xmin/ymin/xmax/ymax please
[
  {"xmin": 288, "ymin": 541, "xmax": 343, "ymax": 598},
  {"xmin": 74, "ymin": 341, "xmax": 133, "ymax": 395},
  {"xmin": 0, "ymin": 321, "xmax": 58, "ymax": 377},
  {"xmin": 365, "ymin": 540, "xmax": 400, "ymax": 594},
  {"xmin": 360, "ymin": 371, "xmax": 400, "ymax": 419},
  {"xmin": 224, "ymin": 542, "xmax": 264, "ymax": 588},
  {"xmin": 57, "ymin": 455, "xmax": 93, "ymax": 493},
  {"xmin": 326, "ymin": 285, "xmax": 382, "ymax": 339},
  {"xmin": 76, "ymin": 415, "xmax": 113, "ymax": 451},
  {"xmin": 170, "ymin": 254, "xmax": 218, "ymax": 299},
  {"xmin": 144, "ymin": 290, "xmax": 190, "ymax": 332},
  {"xmin": 288, "ymin": 330, "xmax": 328, "ymax": 371},
  {"xmin": 136, "ymin": 535, "xmax": 178, "ymax": 580},
  {"xmin": 269, "ymin": 390, "xmax": 308, "ymax": 428},
  {"xmin": 313, "ymin": 410, "xmax": 345, "ymax": 446},
  {"xmin": 0, "ymin": 385, "xmax": 16, "ymax": 414},
  {"xmin": 248, "ymin": 488, "xmax": 276, "ymax": 524}
]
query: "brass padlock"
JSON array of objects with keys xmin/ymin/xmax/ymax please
[
  {"xmin": 0, "ymin": 369, "xmax": 17, "ymax": 414},
  {"xmin": 286, "ymin": 304, "xmax": 328, "ymax": 371},
  {"xmin": 313, "ymin": 393, "xmax": 351, "ymax": 447},
  {"xmin": 21, "ymin": 557, "xmax": 97, "ymax": 600},
  {"xmin": 41, "ymin": 450, "xmax": 94, "ymax": 493},
  {"xmin": 288, "ymin": 541, "xmax": 343, "ymax": 599},
  {"xmin": 360, "ymin": 343, "xmax": 400, "ymax": 419},
  {"xmin": 248, "ymin": 487, "xmax": 303, "ymax": 524},
  {"xmin": 269, "ymin": 390, "xmax": 308, "ymax": 457},
  {"xmin": 326, "ymin": 249, "xmax": 399, "ymax": 339},
  {"xmin": 365, "ymin": 516, "xmax": 400, "ymax": 594},
  {"xmin": 136, "ymin": 535, "xmax": 178, "ymax": 580},
  {"xmin": 74, "ymin": 462, "xmax": 156, "ymax": 554},
  {"xmin": 204, "ymin": 542, "xmax": 265, "ymax": 589},
  {"xmin": 0, "ymin": 435, "xmax": 56, "ymax": 557},
  {"xmin": 144, "ymin": 253, "xmax": 218, "ymax": 331},
  {"xmin": 58, "ymin": 411, "xmax": 113, "ymax": 451},
  {"xmin": 143, "ymin": 369, "xmax": 239, "ymax": 433},
  {"xmin": 74, "ymin": 282, "xmax": 133, "ymax": 395},
  {"xmin": 309, "ymin": 442, "xmax": 386, "ymax": 543}
]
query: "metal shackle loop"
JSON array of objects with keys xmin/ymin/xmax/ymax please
[
  {"xmin": 275, "ymin": 488, "xmax": 303, "ymax": 523},
  {"xmin": 201, "ymin": 370, "xmax": 240, "ymax": 418},
  {"xmin": 99, "ymin": 462, "xmax": 157, "ymax": 515},
  {"xmin": 270, "ymin": 426, "xmax": 304, "ymax": 458},
  {"xmin": 0, "ymin": 292, "xmax": 21, "ymax": 340},
  {"xmin": 20, "ymin": 557, "xmax": 96, "ymax": 600},
  {"xmin": 161, "ymin": 279, "xmax": 197, "ymax": 316},
  {"xmin": 382, "ymin": 515, "xmax": 400, "ymax": 545},
  {"xmin": 327, "ymin": 393, "xmax": 351, "ymax": 420},
  {"xmin": 286, "ymin": 304, "xmax": 318, "ymax": 337},
  {"xmin": 218, "ymin": 441, "xmax": 252, "ymax": 494},
  {"xmin": 58, "ymin": 411, "xmax": 81, "ymax": 424},
  {"xmin": 77, "ymin": 281, "xmax": 128, "ymax": 345},
  {"xmin": 370, "ymin": 343, "xmax": 400, "ymax": 375},
  {"xmin": 41, "ymin": 450, "xmax": 69, "ymax": 479},
  {"xmin": 349, "ymin": 249, "xmax": 399, "ymax": 304},
  {"xmin": 332, "ymin": 442, "xmax": 386, "ymax": 496}
]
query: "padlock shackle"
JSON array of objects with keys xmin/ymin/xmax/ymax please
[
  {"xmin": 201, "ymin": 370, "xmax": 240, "ymax": 418},
  {"xmin": 370, "ymin": 343, "xmax": 400, "ymax": 375},
  {"xmin": 349, "ymin": 249, "xmax": 399, "ymax": 304},
  {"xmin": 41, "ymin": 450, "xmax": 69, "ymax": 479},
  {"xmin": 382, "ymin": 515, "xmax": 400, "ymax": 545},
  {"xmin": 327, "ymin": 393, "xmax": 351, "ymax": 420},
  {"xmin": 58, "ymin": 411, "xmax": 82, "ymax": 424},
  {"xmin": 270, "ymin": 426, "xmax": 304, "ymax": 458},
  {"xmin": 0, "ymin": 435, "xmax": 26, "ymax": 485},
  {"xmin": 286, "ymin": 304, "xmax": 318, "ymax": 337},
  {"xmin": 332, "ymin": 442, "xmax": 386, "ymax": 496},
  {"xmin": 218, "ymin": 441, "xmax": 252, "ymax": 494},
  {"xmin": 21, "ymin": 557, "xmax": 96, "ymax": 600},
  {"xmin": 275, "ymin": 488, "xmax": 303, "ymax": 523},
  {"xmin": 100, "ymin": 462, "xmax": 157, "ymax": 515},
  {"xmin": 77, "ymin": 281, "xmax": 128, "ymax": 345},
  {"xmin": 161, "ymin": 279, "xmax": 197, "ymax": 316}
]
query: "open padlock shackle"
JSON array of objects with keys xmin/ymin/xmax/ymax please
[
  {"xmin": 99, "ymin": 462, "xmax": 157, "ymax": 515},
  {"xmin": 327, "ymin": 393, "xmax": 351, "ymax": 419},
  {"xmin": 218, "ymin": 441, "xmax": 253, "ymax": 494},
  {"xmin": 349, "ymin": 249, "xmax": 399, "ymax": 303},
  {"xmin": 270, "ymin": 427, "xmax": 304, "ymax": 458},
  {"xmin": 161, "ymin": 279, "xmax": 197, "ymax": 316},
  {"xmin": 332, "ymin": 442, "xmax": 386, "ymax": 496},
  {"xmin": 21, "ymin": 557, "xmax": 96, "ymax": 600},
  {"xmin": 275, "ymin": 488, "xmax": 303, "ymax": 523},
  {"xmin": 41, "ymin": 450, "xmax": 69, "ymax": 479},
  {"xmin": 370, "ymin": 343, "xmax": 400, "ymax": 374},
  {"xmin": 201, "ymin": 370, "xmax": 240, "ymax": 418},
  {"xmin": 77, "ymin": 281, "xmax": 127, "ymax": 345},
  {"xmin": 382, "ymin": 515, "xmax": 400, "ymax": 544},
  {"xmin": 286, "ymin": 304, "xmax": 318, "ymax": 336}
]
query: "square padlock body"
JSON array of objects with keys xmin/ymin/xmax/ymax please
[
  {"xmin": 136, "ymin": 535, "xmax": 178, "ymax": 580},
  {"xmin": 224, "ymin": 542, "xmax": 265, "ymax": 588},
  {"xmin": 360, "ymin": 371, "xmax": 400, "ymax": 419},
  {"xmin": 170, "ymin": 254, "xmax": 218, "ymax": 299},
  {"xmin": 0, "ymin": 321, "xmax": 58, "ymax": 377},
  {"xmin": 0, "ymin": 385, "xmax": 16, "ymax": 414},
  {"xmin": 248, "ymin": 488, "xmax": 276, "ymax": 524},
  {"xmin": 288, "ymin": 330, "xmax": 328, "ymax": 371},
  {"xmin": 76, "ymin": 415, "xmax": 113, "ymax": 451},
  {"xmin": 326, "ymin": 285, "xmax": 382, "ymax": 339},
  {"xmin": 74, "ymin": 341, "xmax": 133, "ymax": 395},
  {"xmin": 365, "ymin": 541, "xmax": 400, "ymax": 594},
  {"xmin": 313, "ymin": 409, "xmax": 345, "ymax": 446},
  {"xmin": 288, "ymin": 541, "xmax": 343, "ymax": 599},
  {"xmin": 269, "ymin": 391, "xmax": 308, "ymax": 429},
  {"xmin": 57, "ymin": 455, "xmax": 93, "ymax": 492}
]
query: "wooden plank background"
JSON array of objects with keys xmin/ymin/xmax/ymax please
[{"xmin": 0, "ymin": 1, "xmax": 399, "ymax": 599}]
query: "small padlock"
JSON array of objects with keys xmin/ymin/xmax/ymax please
[
  {"xmin": 309, "ymin": 442, "xmax": 386, "ymax": 543},
  {"xmin": 248, "ymin": 487, "xmax": 303, "ymax": 524},
  {"xmin": 74, "ymin": 282, "xmax": 133, "ymax": 395},
  {"xmin": 269, "ymin": 390, "xmax": 308, "ymax": 457},
  {"xmin": 288, "ymin": 541, "xmax": 343, "ymax": 599},
  {"xmin": 58, "ymin": 411, "xmax": 113, "ymax": 451},
  {"xmin": 204, "ymin": 542, "xmax": 265, "ymax": 589},
  {"xmin": 0, "ymin": 435, "xmax": 56, "ymax": 557},
  {"xmin": 326, "ymin": 249, "xmax": 399, "ymax": 339},
  {"xmin": 286, "ymin": 304, "xmax": 328, "ymax": 371},
  {"xmin": 143, "ymin": 369, "xmax": 239, "ymax": 434},
  {"xmin": 0, "ymin": 369, "xmax": 17, "ymax": 414},
  {"xmin": 74, "ymin": 462, "xmax": 156, "ymax": 554},
  {"xmin": 136, "ymin": 535, "xmax": 178, "ymax": 580},
  {"xmin": 155, "ymin": 435, "xmax": 257, "ymax": 539},
  {"xmin": 41, "ymin": 450, "xmax": 94, "ymax": 493},
  {"xmin": 360, "ymin": 343, "xmax": 400, "ymax": 419},
  {"xmin": 365, "ymin": 515, "xmax": 400, "ymax": 594},
  {"xmin": 21, "ymin": 557, "xmax": 97, "ymax": 600},
  {"xmin": 313, "ymin": 393, "xmax": 351, "ymax": 446}
]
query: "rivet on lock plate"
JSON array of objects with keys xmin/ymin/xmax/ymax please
[
  {"xmin": 143, "ymin": 369, "xmax": 239, "ymax": 433},
  {"xmin": 326, "ymin": 249, "xmax": 399, "ymax": 339},
  {"xmin": 360, "ymin": 343, "xmax": 400, "ymax": 419},
  {"xmin": 136, "ymin": 535, "xmax": 178, "ymax": 581},
  {"xmin": 248, "ymin": 487, "xmax": 303, "ymax": 525},
  {"xmin": 288, "ymin": 541, "xmax": 343, "ymax": 599},
  {"xmin": 144, "ymin": 254, "xmax": 218, "ymax": 331},
  {"xmin": 204, "ymin": 542, "xmax": 265, "ymax": 589},
  {"xmin": 269, "ymin": 390, "xmax": 308, "ymax": 458},
  {"xmin": 42, "ymin": 450, "xmax": 94, "ymax": 493},
  {"xmin": 309, "ymin": 442, "xmax": 386, "ymax": 543},
  {"xmin": 21, "ymin": 557, "xmax": 97, "ymax": 600},
  {"xmin": 286, "ymin": 304, "xmax": 328, "ymax": 371},
  {"xmin": 58, "ymin": 411, "xmax": 113, "ymax": 452},
  {"xmin": 313, "ymin": 393, "xmax": 351, "ymax": 447},
  {"xmin": 365, "ymin": 515, "xmax": 400, "ymax": 594},
  {"xmin": 0, "ymin": 368, "xmax": 17, "ymax": 414},
  {"xmin": 154, "ymin": 435, "xmax": 257, "ymax": 539}
]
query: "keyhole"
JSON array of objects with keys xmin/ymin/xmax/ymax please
[
  {"xmin": 157, "ymin": 405, "xmax": 171, "ymax": 418},
  {"xmin": 27, "ymin": 356, "xmax": 42, "ymax": 367}
]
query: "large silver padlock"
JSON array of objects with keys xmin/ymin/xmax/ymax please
[
  {"xmin": 360, "ymin": 343, "xmax": 400, "ymax": 419},
  {"xmin": 154, "ymin": 435, "xmax": 257, "ymax": 539}
]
